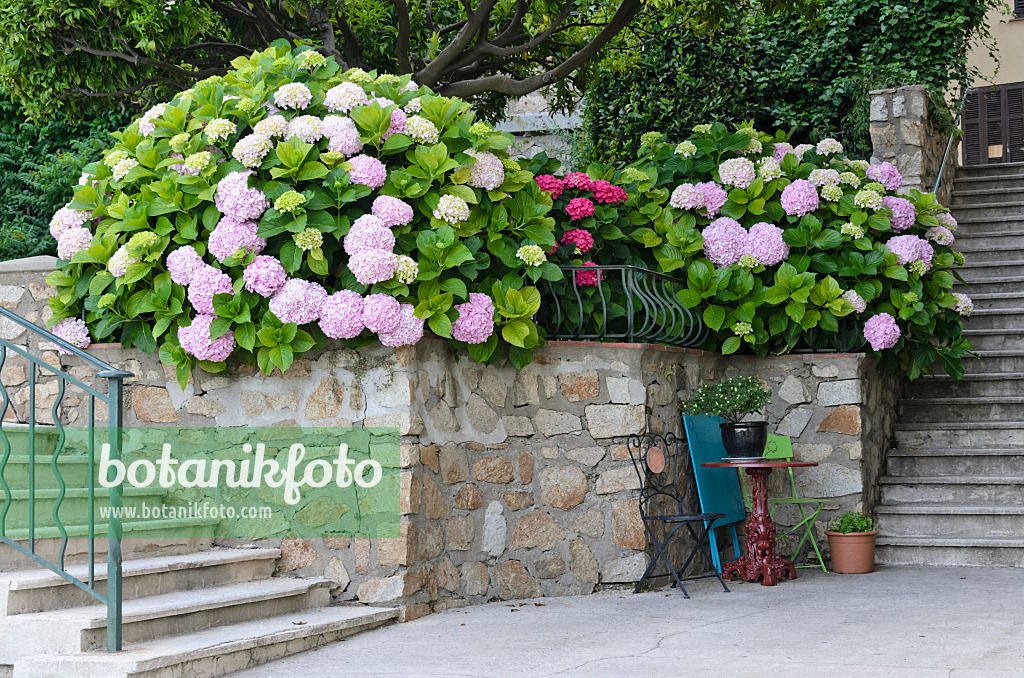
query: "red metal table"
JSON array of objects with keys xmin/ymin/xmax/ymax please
[{"xmin": 701, "ymin": 461, "xmax": 818, "ymax": 586}]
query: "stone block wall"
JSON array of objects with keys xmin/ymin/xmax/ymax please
[
  {"xmin": 869, "ymin": 84, "xmax": 958, "ymax": 206},
  {"xmin": 0, "ymin": 258, "xmax": 901, "ymax": 620}
]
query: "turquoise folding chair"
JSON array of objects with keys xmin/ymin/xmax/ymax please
[
  {"xmin": 682, "ymin": 415, "xmax": 745, "ymax": 572},
  {"xmin": 762, "ymin": 434, "xmax": 828, "ymax": 572}
]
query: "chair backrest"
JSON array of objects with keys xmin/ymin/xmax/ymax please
[
  {"xmin": 764, "ymin": 433, "xmax": 794, "ymax": 460},
  {"xmin": 682, "ymin": 415, "xmax": 747, "ymax": 527},
  {"xmin": 627, "ymin": 432, "xmax": 685, "ymax": 516}
]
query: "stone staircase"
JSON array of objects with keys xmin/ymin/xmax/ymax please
[{"xmin": 876, "ymin": 161, "xmax": 1024, "ymax": 568}]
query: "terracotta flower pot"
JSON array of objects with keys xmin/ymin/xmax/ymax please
[{"xmin": 826, "ymin": 530, "xmax": 878, "ymax": 573}]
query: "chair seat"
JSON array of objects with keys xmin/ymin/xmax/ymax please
[{"xmin": 647, "ymin": 512, "xmax": 726, "ymax": 524}]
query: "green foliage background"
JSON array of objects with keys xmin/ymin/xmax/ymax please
[{"xmin": 585, "ymin": 0, "xmax": 1000, "ymax": 164}]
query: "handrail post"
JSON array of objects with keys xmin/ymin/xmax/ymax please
[{"xmin": 100, "ymin": 370, "xmax": 129, "ymax": 652}]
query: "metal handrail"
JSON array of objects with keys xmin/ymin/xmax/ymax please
[
  {"xmin": 0, "ymin": 306, "xmax": 131, "ymax": 652},
  {"xmin": 933, "ymin": 81, "xmax": 973, "ymax": 195}
]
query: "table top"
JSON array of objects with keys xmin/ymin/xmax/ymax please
[{"xmin": 702, "ymin": 461, "xmax": 818, "ymax": 469}]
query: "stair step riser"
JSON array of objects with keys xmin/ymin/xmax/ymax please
[
  {"xmin": 899, "ymin": 401, "xmax": 1024, "ymax": 423},
  {"xmin": 949, "ymin": 205, "xmax": 1024, "ymax": 220},
  {"xmin": 965, "ymin": 356, "xmax": 1024, "ymax": 373},
  {"xmin": 967, "ymin": 297, "xmax": 1024, "ymax": 311},
  {"xmin": 876, "ymin": 544, "xmax": 1024, "ymax": 567},
  {"xmin": 888, "ymin": 455, "xmax": 1024, "ymax": 477},
  {"xmin": 955, "ymin": 279, "xmax": 1024, "ymax": 295},
  {"xmin": 0, "ymin": 464, "xmax": 92, "ymax": 490},
  {"xmin": 953, "ymin": 192, "xmax": 1024, "ymax": 206},
  {"xmin": 956, "ymin": 312, "xmax": 1024, "ymax": 330},
  {"xmin": 906, "ymin": 379, "xmax": 1024, "ymax": 398},
  {"xmin": 881, "ymin": 483, "xmax": 1024, "ymax": 504},
  {"xmin": 954, "ymin": 177, "xmax": 1024, "ymax": 191},
  {"xmin": 956, "ymin": 232, "xmax": 1024, "ymax": 248},
  {"xmin": 879, "ymin": 513, "xmax": 1024, "ymax": 538},
  {"xmin": 957, "ymin": 264, "xmax": 1024, "ymax": 282},
  {"xmin": 959, "ymin": 333, "xmax": 1024, "ymax": 350},
  {"xmin": 954, "ymin": 247, "xmax": 1024, "ymax": 263},
  {"xmin": 3, "ymin": 557, "xmax": 278, "ymax": 617},
  {"xmin": 956, "ymin": 163, "xmax": 1024, "ymax": 178},
  {"xmin": 896, "ymin": 428, "xmax": 1024, "ymax": 448},
  {"xmin": 0, "ymin": 494, "xmax": 164, "ymax": 531}
]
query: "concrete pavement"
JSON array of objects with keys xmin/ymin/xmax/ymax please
[{"xmin": 229, "ymin": 566, "xmax": 1024, "ymax": 677}]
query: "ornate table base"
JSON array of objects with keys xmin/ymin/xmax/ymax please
[{"xmin": 721, "ymin": 466, "xmax": 797, "ymax": 586}]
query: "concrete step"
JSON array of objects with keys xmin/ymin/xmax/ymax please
[
  {"xmin": 895, "ymin": 421, "xmax": 1024, "ymax": 449},
  {"xmin": 0, "ymin": 487, "xmax": 168, "ymax": 530},
  {"xmin": 953, "ymin": 213, "xmax": 1024, "ymax": 227},
  {"xmin": 962, "ymin": 292, "xmax": 1024, "ymax": 311},
  {"xmin": 876, "ymin": 536, "xmax": 1024, "ymax": 567},
  {"xmin": 887, "ymin": 448, "xmax": 1024, "ymax": 476},
  {"xmin": 951, "ymin": 188, "xmax": 1024, "ymax": 206},
  {"xmin": 0, "ymin": 456, "xmax": 93, "ymax": 489},
  {"xmin": 955, "ymin": 161, "xmax": 1024, "ymax": 178},
  {"xmin": 4, "ymin": 578, "xmax": 332, "ymax": 660},
  {"xmin": 11, "ymin": 606, "xmax": 398, "ymax": 678},
  {"xmin": 954, "ymin": 260, "xmax": 1024, "ymax": 282},
  {"xmin": 876, "ymin": 504, "xmax": 1024, "ymax": 538},
  {"xmin": 954, "ymin": 275, "xmax": 1024, "ymax": 295},
  {"xmin": 952, "ymin": 307, "xmax": 1024, "ymax": 329},
  {"xmin": 954, "ymin": 227, "xmax": 1024, "ymax": 246},
  {"xmin": 946, "ymin": 201, "xmax": 1024, "ymax": 221},
  {"xmin": 960, "ymin": 350, "xmax": 1024, "ymax": 374},
  {"xmin": 959, "ymin": 328, "xmax": 1024, "ymax": 350},
  {"xmin": 0, "ymin": 547, "xmax": 279, "ymax": 616},
  {"xmin": 0, "ymin": 429, "xmax": 59, "ymax": 457},
  {"xmin": 879, "ymin": 476, "xmax": 1024, "ymax": 504},
  {"xmin": 953, "ymin": 174, "xmax": 1024, "ymax": 191},
  {"xmin": 952, "ymin": 245, "xmax": 1024, "ymax": 263},
  {"xmin": 899, "ymin": 396, "xmax": 1024, "ymax": 423},
  {"xmin": 908, "ymin": 373, "xmax": 1024, "ymax": 398}
]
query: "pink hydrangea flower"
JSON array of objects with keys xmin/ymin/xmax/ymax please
[
  {"xmin": 325, "ymin": 82, "xmax": 368, "ymax": 113},
  {"xmin": 593, "ymin": 180, "xmax": 628, "ymax": 204},
  {"xmin": 772, "ymin": 142, "xmax": 795, "ymax": 162},
  {"xmin": 564, "ymin": 173, "xmax": 594, "ymax": 191},
  {"xmin": 780, "ymin": 179, "xmax": 819, "ymax": 217},
  {"xmin": 178, "ymin": 314, "xmax": 235, "ymax": 362},
  {"xmin": 695, "ymin": 181, "xmax": 727, "ymax": 218},
  {"xmin": 187, "ymin": 265, "xmax": 233, "ymax": 314},
  {"xmin": 863, "ymin": 312, "xmax": 901, "ymax": 351},
  {"xmin": 49, "ymin": 206, "xmax": 91, "ymax": 240},
  {"xmin": 274, "ymin": 83, "xmax": 312, "ymax": 110},
  {"xmin": 347, "ymin": 154, "xmax": 387, "ymax": 188},
  {"xmin": 166, "ymin": 245, "xmax": 204, "ymax": 285},
  {"xmin": 566, "ymin": 198, "xmax": 595, "ymax": 221},
  {"xmin": 535, "ymin": 175, "xmax": 564, "ymax": 199},
  {"xmin": 867, "ymin": 162, "xmax": 903, "ymax": 191},
  {"xmin": 215, "ymin": 171, "xmax": 269, "ymax": 222},
  {"xmin": 349, "ymin": 250, "xmax": 398, "ymax": 284},
  {"xmin": 670, "ymin": 183, "xmax": 701, "ymax": 210},
  {"xmin": 287, "ymin": 115, "xmax": 323, "ymax": 144},
  {"xmin": 886, "ymin": 234, "xmax": 932, "ymax": 268},
  {"xmin": 379, "ymin": 303, "xmax": 425, "ymax": 347},
  {"xmin": 57, "ymin": 227, "xmax": 92, "ymax": 260},
  {"xmin": 242, "ymin": 255, "xmax": 287, "ymax": 297},
  {"xmin": 465, "ymin": 150, "xmax": 504, "ymax": 191},
  {"xmin": 953, "ymin": 293, "xmax": 973, "ymax": 316},
  {"xmin": 816, "ymin": 138, "xmax": 843, "ymax": 155},
  {"xmin": 882, "ymin": 195, "xmax": 916, "ymax": 232},
  {"xmin": 702, "ymin": 217, "xmax": 747, "ymax": 268},
  {"xmin": 372, "ymin": 196, "xmax": 414, "ymax": 227},
  {"xmin": 925, "ymin": 226, "xmax": 955, "ymax": 246},
  {"xmin": 269, "ymin": 279, "xmax": 327, "ymax": 324},
  {"xmin": 561, "ymin": 228, "xmax": 595, "ymax": 254},
  {"xmin": 208, "ymin": 218, "xmax": 266, "ymax": 262},
  {"xmin": 382, "ymin": 107, "xmax": 407, "ymax": 140},
  {"xmin": 843, "ymin": 290, "xmax": 867, "ymax": 313},
  {"xmin": 362, "ymin": 293, "xmax": 402, "ymax": 333},
  {"xmin": 574, "ymin": 261, "xmax": 604, "ymax": 287},
  {"xmin": 718, "ymin": 158, "xmax": 756, "ymax": 189},
  {"xmin": 51, "ymin": 317, "xmax": 90, "ymax": 355},
  {"xmin": 344, "ymin": 215, "xmax": 395, "ymax": 255},
  {"xmin": 451, "ymin": 293, "xmax": 495, "ymax": 343},
  {"xmin": 319, "ymin": 290, "xmax": 365, "ymax": 339},
  {"xmin": 794, "ymin": 144, "xmax": 813, "ymax": 160},
  {"xmin": 935, "ymin": 212, "xmax": 958, "ymax": 230},
  {"xmin": 745, "ymin": 222, "xmax": 789, "ymax": 266}
]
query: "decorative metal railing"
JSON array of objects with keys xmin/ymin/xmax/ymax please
[
  {"xmin": 0, "ymin": 307, "xmax": 131, "ymax": 652},
  {"xmin": 540, "ymin": 265, "xmax": 709, "ymax": 347}
]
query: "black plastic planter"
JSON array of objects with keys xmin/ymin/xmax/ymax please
[{"xmin": 719, "ymin": 421, "xmax": 769, "ymax": 458}]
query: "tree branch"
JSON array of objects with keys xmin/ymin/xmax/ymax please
[
  {"xmin": 492, "ymin": 0, "xmax": 529, "ymax": 47},
  {"xmin": 416, "ymin": 0, "xmax": 500, "ymax": 85},
  {"xmin": 391, "ymin": 0, "xmax": 413, "ymax": 73},
  {"xmin": 59, "ymin": 77, "xmax": 185, "ymax": 99},
  {"xmin": 59, "ymin": 35, "xmax": 231, "ymax": 82},
  {"xmin": 336, "ymin": 12, "xmax": 363, "ymax": 68}
]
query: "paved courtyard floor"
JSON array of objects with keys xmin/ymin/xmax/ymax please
[{"xmin": 231, "ymin": 566, "xmax": 1024, "ymax": 677}]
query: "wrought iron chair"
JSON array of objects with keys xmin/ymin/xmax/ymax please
[{"xmin": 627, "ymin": 432, "xmax": 730, "ymax": 598}]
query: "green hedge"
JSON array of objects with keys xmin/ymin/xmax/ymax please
[
  {"xmin": 585, "ymin": 0, "xmax": 997, "ymax": 164},
  {"xmin": 0, "ymin": 95, "xmax": 129, "ymax": 261}
]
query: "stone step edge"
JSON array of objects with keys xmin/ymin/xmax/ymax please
[
  {"xmin": 969, "ymin": 307, "xmax": 1024, "ymax": 315},
  {"xmin": 876, "ymin": 536, "xmax": 1024, "ymax": 548},
  {"xmin": 12, "ymin": 606, "xmax": 399, "ymax": 678},
  {"xmin": 962, "ymin": 292, "xmax": 1024, "ymax": 299},
  {"xmin": 879, "ymin": 475, "xmax": 1024, "ymax": 485},
  {"xmin": 875, "ymin": 505, "xmax": 1024, "ymax": 515},
  {"xmin": 7, "ymin": 577, "xmax": 330, "ymax": 630},
  {"xmin": 918, "ymin": 372, "xmax": 1024, "ymax": 382},
  {"xmin": 954, "ymin": 276, "xmax": 1024, "ymax": 284},
  {"xmin": 1, "ymin": 516, "xmax": 221, "ymax": 540},
  {"xmin": 896, "ymin": 421, "xmax": 1024, "ymax": 430},
  {"xmin": 1, "ymin": 486, "xmax": 169, "ymax": 500},
  {"xmin": 961, "ymin": 328, "xmax": 1024, "ymax": 335},
  {"xmin": 956, "ymin": 260, "xmax": 1024, "ymax": 268},
  {"xmin": 899, "ymin": 397, "xmax": 1024, "ymax": 405},
  {"xmin": 1, "ymin": 547, "xmax": 281, "ymax": 592},
  {"xmin": 946, "ymin": 200, "xmax": 1024, "ymax": 209},
  {"xmin": 887, "ymin": 448, "xmax": 1024, "ymax": 456},
  {"xmin": 953, "ymin": 188, "xmax": 1024, "ymax": 196}
]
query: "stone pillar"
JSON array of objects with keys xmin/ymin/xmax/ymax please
[{"xmin": 868, "ymin": 85, "xmax": 958, "ymax": 206}]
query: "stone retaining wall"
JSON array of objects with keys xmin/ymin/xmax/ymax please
[{"xmin": 0, "ymin": 257, "xmax": 901, "ymax": 619}]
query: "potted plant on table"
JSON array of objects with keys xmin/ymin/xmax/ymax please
[
  {"xmin": 826, "ymin": 511, "xmax": 879, "ymax": 574},
  {"xmin": 681, "ymin": 376, "xmax": 772, "ymax": 458}
]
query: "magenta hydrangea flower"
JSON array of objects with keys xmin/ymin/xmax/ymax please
[
  {"xmin": 319, "ymin": 290, "xmax": 366, "ymax": 339},
  {"xmin": 867, "ymin": 162, "xmax": 903, "ymax": 191},
  {"xmin": 371, "ymin": 196, "xmax": 414, "ymax": 227},
  {"xmin": 695, "ymin": 181, "xmax": 728, "ymax": 218},
  {"xmin": 215, "ymin": 171, "xmax": 269, "ymax": 222},
  {"xmin": 379, "ymin": 303, "xmax": 425, "ymax": 347},
  {"xmin": 57, "ymin": 227, "xmax": 92, "ymax": 260},
  {"xmin": 242, "ymin": 255, "xmax": 287, "ymax": 297},
  {"xmin": 863, "ymin": 312, "xmax": 901, "ymax": 351},
  {"xmin": 349, "ymin": 250, "xmax": 398, "ymax": 285},
  {"xmin": 564, "ymin": 172, "xmax": 594, "ymax": 191},
  {"xmin": 561, "ymin": 228, "xmax": 595, "ymax": 253},
  {"xmin": 208, "ymin": 218, "xmax": 265, "ymax": 262},
  {"xmin": 772, "ymin": 142, "xmax": 795, "ymax": 162},
  {"xmin": 702, "ymin": 217, "xmax": 747, "ymax": 268},
  {"xmin": 566, "ymin": 197, "xmax": 595, "ymax": 221},
  {"xmin": 535, "ymin": 175, "xmax": 564, "ymax": 199},
  {"xmin": 344, "ymin": 215, "xmax": 396, "ymax": 255},
  {"xmin": 51, "ymin": 317, "xmax": 90, "ymax": 355},
  {"xmin": 745, "ymin": 222, "xmax": 790, "ymax": 266},
  {"xmin": 718, "ymin": 158, "xmax": 756, "ymax": 189},
  {"xmin": 882, "ymin": 195, "xmax": 916, "ymax": 232},
  {"xmin": 49, "ymin": 206, "xmax": 91, "ymax": 240},
  {"xmin": 166, "ymin": 245, "xmax": 204, "ymax": 285},
  {"xmin": 187, "ymin": 265, "xmax": 233, "ymax": 314},
  {"xmin": 780, "ymin": 179, "xmax": 819, "ymax": 217},
  {"xmin": 325, "ymin": 82, "xmax": 368, "ymax": 113},
  {"xmin": 451, "ymin": 293, "xmax": 495, "ymax": 343},
  {"xmin": 178, "ymin": 314, "xmax": 235, "ymax": 362},
  {"xmin": 886, "ymin": 234, "xmax": 931, "ymax": 268},
  {"xmin": 843, "ymin": 290, "xmax": 867, "ymax": 313},
  {"xmin": 269, "ymin": 279, "xmax": 327, "ymax": 324},
  {"xmin": 362, "ymin": 293, "xmax": 402, "ymax": 333},
  {"xmin": 347, "ymin": 154, "xmax": 387, "ymax": 188},
  {"xmin": 574, "ymin": 261, "xmax": 604, "ymax": 287},
  {"xmin": 593, "ymin": 180, "xmax": 628, "ymax": 204},
  {"xmin": 465, "ymin": 150, "xmax": 505, "ymax": 191}
]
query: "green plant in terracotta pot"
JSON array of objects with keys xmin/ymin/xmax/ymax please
[
  {"xmin": 681, "ymin": 376, "xmax": 772, "ymax": 457},
  {"xmin": 826, "ymin": 510, "xmax": 879, "ymax": 574}
]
